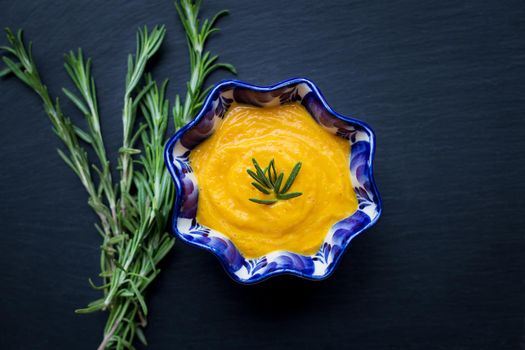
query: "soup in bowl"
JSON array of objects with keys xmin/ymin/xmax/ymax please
[{"xmin": 165, "ymin": 78, "xmax": 381, "ymax": 284}]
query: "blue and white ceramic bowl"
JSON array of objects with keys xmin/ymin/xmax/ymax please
[{"xmin": 164, "ymin": 78, "xmax": 382, "ymax": 284}]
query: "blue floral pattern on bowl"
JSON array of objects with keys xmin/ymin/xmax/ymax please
[{"xmin": 164, "ymin": 78, "xmax": 382, "ymax": 284}]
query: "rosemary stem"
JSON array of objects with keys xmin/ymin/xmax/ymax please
[{"xmin": 97, "ymin": 318, "xmax": 120, "ymax": 350}]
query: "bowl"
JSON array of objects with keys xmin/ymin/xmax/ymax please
[{"xmin": 164, "ymin": 78, "xmax": 382, "ymax": 284}]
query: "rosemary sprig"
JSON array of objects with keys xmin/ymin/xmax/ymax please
[
  {"xmin": 248, "ymin": 158, "xmax": 303, "ymax": 204},
  {"xmin": 0, "ymin": 1, "xmax": 234, "ymax": 349},
  {"xmin": 172, "ymin": 0, "xmax": 236, "ymax": 127}
]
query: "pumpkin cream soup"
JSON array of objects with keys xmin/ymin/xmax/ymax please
[{"xmin": 190, "ymin": 103, "xmax": 358, "ymax": 258}]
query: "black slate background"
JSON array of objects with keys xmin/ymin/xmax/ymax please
[{"xmin": 1, "ymin": 1, "xmax": 524, "ymax": 349}]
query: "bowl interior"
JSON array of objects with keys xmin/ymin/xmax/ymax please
[{"xmin": 165, "ymin": 79, "xmax": 381, "ymax": 283}]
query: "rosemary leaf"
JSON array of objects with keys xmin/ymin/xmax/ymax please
[
  {"xmin": 281, "ymin": 162, "xmax": 302, "ymax": 193},
  {"xmin": 252, "ymin": 158, "xmax": 272, "ymax": 188},
  {"xmin": 252, "ymin": 182, "xmax": 271, "ymax": 194},
  {"xmin": 269, "ymin": 159, "xmax": 277, "ymax": 183},
  {"xmin": 277, "ymin": 192, "xmax": 303, "ymax": 200},
  {"xmin": 0, "ymin": 62, "xmax": 18, "ymax": 77},
  {"xmin": 274, "ymin": 172, "xmax": 284, "ymax": 193},
  {"xmin": 247, "ymin": 169, "xmax": 267, "ymax": 187},
  {"xmin": 249, "ymin": 198, "xmax": 278, "ymax": 205},
  {"xmin": 62, "ymin": 87, "xmax": 90, "ymax": 115}
]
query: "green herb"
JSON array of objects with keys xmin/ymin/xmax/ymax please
[
  {"xmin": 0, "ymin": 1, "xmax": 234, "ymax": 349},
  {"xmin": 248, "ymin": 158, "xmax": 303, "ymax": 204},
  {"xmin": 172, "ymin": 0, "xmax": 236, "ymax": 128}
]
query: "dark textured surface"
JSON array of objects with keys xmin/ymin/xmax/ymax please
[{"xmin": 1, "ymin": 1, "xmax": 524, "ymax": 349}]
